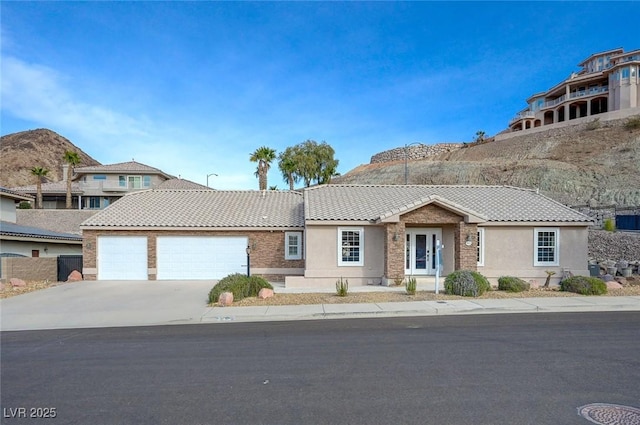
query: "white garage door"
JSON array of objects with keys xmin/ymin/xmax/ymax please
[
  {"xmin": 156, "ymin": 236, "xmax": 248, "ymax": 280},
  {"xmin": 98, "ymin": 236, "xmax": 148, "ymax": 280}
]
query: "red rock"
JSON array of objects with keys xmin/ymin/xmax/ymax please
[
  {"xmin": 528, "ymin": 280, "xmax": 540, "ymax": 289},
  {"xmin": 218, "ymin": 292, "xmax": 234, "ymax": 306},
  {"xmin": 606, "ymin": 281, "xmax": 623, "ymax": 290},
  {"xmin": 10, "ymin": 278, "xmax": 26, "ymax": 287},
  {"xmin": 258, "ymin": 288, "xmax": 274, "ymax": 299},
  {"xmin": 67, "ymin": 270, "xmax": 83, "ymax": 282}
]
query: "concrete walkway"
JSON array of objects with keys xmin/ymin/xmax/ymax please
[{"xmin": 1, "ymin": 280, "xmax": 639, "ymax": 331}]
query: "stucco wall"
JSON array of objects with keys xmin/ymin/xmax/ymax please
[
  {"xmin": 0, "ymin": 240, "xmax": 82, "ymax": 257},
  {"xmin": 82, "ymin": 229, "xmax": 304, "ymax": 281},
  {"xmin": 1, "ymin": 197, "xmax": 17, "ymax": 222},
  {"xmin": 303, "ymin": 225, "xmax": 385, "ymax": 284},
  {"xmin": 478, "ymin": 225, "xmax": 589, "ymax": 285}
]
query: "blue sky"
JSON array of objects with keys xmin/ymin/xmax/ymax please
[{"xmin": 2, "ymin": 2, "xmax": 639, "ymax": 190}]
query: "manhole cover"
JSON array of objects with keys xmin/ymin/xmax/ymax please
[{"xmin": 578, "ymin": 403, "xmax": 640, "ymax": 425}]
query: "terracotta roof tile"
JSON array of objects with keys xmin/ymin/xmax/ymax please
[
  {"xmin": 305, "ymin": 185, "xmax": 592, "ymax": 223},
  {"xmin": 82, "ymin": 190, "xmax": 304, "ymax": 228}
]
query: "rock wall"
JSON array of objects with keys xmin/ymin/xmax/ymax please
[
  {"xmin": 370, "ymin": 143, "xmax": 463, "ymax": 164},
  {"xmin": 0, "ymin": 257, "xmax": 57, "ymax": 282},
  {"xmin": 589, "ymin": 230, "xmax": 640, "ymax": 264}
]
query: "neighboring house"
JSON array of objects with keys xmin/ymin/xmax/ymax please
[
  {"xmin": 11, "ymin": 160, "xmax": 176, "ymax": 210},
  {"xmin": 80, "ymin": 185, "xmax": 592, "ymax": 288},
  {"xmin": 0, "ymin": 187, "xmax": 82, "ymax": 261},
  {"xmin": 508, "ymin": 47, "xmax": 640, "ymax": 132}
]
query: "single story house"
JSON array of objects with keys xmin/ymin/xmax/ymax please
[{"xmin": 80, "ymin": 185, "xmax": 593, "ymax": 287}]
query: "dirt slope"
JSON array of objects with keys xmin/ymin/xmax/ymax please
[
  {"xmin": 0, "ymin": 129, "xmax": 101, "ymax": 188},
  {"xmin": 334, "ymin": 117, "xmax": 640, "ymax": 206}
]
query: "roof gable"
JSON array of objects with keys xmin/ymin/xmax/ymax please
[
  {"xmin": 377, "ymin": 195, "xmax": 487, "ymax": 223},
  {"xmin": 73, "ymin": 161, "xmax": 174, "ymax": 180}
]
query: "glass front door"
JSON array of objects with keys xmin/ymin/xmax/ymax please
[{"xmin": 405, "ymin": 228, "xmax": 442, "ymax": 275}]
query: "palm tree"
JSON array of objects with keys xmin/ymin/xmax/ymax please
[
  {"xmin": 30, "ymin": 166, "xmax": 49, "ymax": 209},
  {"xmin": 278, "ymin": 149, "xmax": 299, "ymax": 190},
  {"xmin": 63, "ymin": 150, "xmax": 81, "ymax": 209},
  {"xmin": 249, "ymin": 146, "xmax": 276, "ymax": 190}
]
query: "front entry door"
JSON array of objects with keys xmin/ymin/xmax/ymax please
[{"xmin": 405, "ymin": 228, "xmax": 442, "ymax": 275}]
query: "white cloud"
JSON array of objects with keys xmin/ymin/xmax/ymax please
[{"xmin": 1, "ymin": 56, "xmax": 148, "ymax": 139}]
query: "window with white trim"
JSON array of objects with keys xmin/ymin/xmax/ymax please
[
  {"xmin": 285, "ymin": 232, "xmax": 302, "ymax": 260},
  {"xmin": 534, "ymin": 228, "xmax": 559, "ymax": 266},
  {"xmin": 338, "ymin": 227, "xmax": 364, "ymax": 266},
  {"xmin": 477, "ymin": 228, "xmax": 485, "ymax": 266}
]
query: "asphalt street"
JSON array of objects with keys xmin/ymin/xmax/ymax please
[{"xmin": 2, "ymin": 312, "xmax": 639, "ymax": 425}]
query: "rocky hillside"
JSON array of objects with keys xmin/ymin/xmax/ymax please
[
  {"xmin": 0, "ymin": 129, "xmax": 101, "ymax": 188},
  {"xmin": 334, "ymin": 116, "xmax": 640, "ymax": 206}
]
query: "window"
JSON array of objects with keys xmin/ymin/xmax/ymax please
[
  {"xmin": 143, "ymin": 176, "xmax": 151, "ymax": 187},
  {"xmin": 338, "ymin": 227, "xmax": 364, "ymax": 266},
  {"xmin": 89, "ymin": 197, "xmax": 101, "ymax": 209},
  {"xmin": 92, "ymin": 175, "xmax": 106, "ymax": 180},
  {"xmin": 285, "ymin": 232, "xmax": 302, "ymax": 260},
  {"xmin": 534, "ymin": 228, "xmax": 559, "ymax": 266},
  {"xmin": 128, "ymin": 176, "xmax": 142, "ymax": 189},
  {"xmin": 477, "ymin": 228, "xmax": 485, "ymax": 266},
  {"xmin": 119, "ymin": 176, "xmax": 126, "ymax": 187},
  {"xmin": 622, "ymin": 67, "xmax": 630, "ymax": 79}
]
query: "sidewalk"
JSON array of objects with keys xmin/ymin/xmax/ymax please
[
  {"xmin": 1, "ymin": 280, "xmax": 639, "ymax": 331},
  {"xmin": 203, "ymin": 295, "xmax": 640, "ymax": 324}
]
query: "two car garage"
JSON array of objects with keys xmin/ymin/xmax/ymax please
[{"xmin": 97, "ymin": 236, "xmax": 248, "ymax": 280}]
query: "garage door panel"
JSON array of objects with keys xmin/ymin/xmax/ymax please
[
  {"xmin": 98, "ymin": 236, "xmax": 147, "ymax": 280},
  {"xmin": 157, "ymin": 236, "xmax": 247, "ymax": 280}
]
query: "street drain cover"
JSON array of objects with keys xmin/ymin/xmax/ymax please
[{"xmin": 578, "ymin": 403, "xmax": 640, "ymax": 424}]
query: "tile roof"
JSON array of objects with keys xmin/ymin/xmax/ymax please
[
  {"xmin": 0, "ymin": 187, "xmax": 33, "ymax": 201},
  {"xmin": 305, "ymin": 185, "xmax": 593, "ymax": 223},
  {"xmin": 17, "ymin": 210, "xmax": 99, "ymax": 235},
  {"xmin": 157, "ymin": 178, "xmax": 212, "ymax": 190},
  {"xmin": 73, "ymin": 161, "xmax": 175, "ymax": 179},
  {"xmin": 81, "ymin": 190, "xmax": 304, "ymax": 228},
  {"xmin": 1, "ymin": 221, "xmax": 82, "ymax": 241}
]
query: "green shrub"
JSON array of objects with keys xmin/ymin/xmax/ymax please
[
  {"xmin": 208, "ymin": 273, "xmax": 273, "ymax": 304},
  {"xmin": 624, "ymin": 115, "xmax": 640, "ymax": 130},
  {"xmin": 560, "ymin": 276, "xmax": 607, "ymax": 295},
  {"xmin": 18, "ymin": 201, "xmax": 32, "ymax": 209},
  {"xmin": 405, "ymin": 276, "xmax": 417, "ymax": 295},
  {"xmin": 444, "ymin": 270, "xmax": 490, "ymax": 297},
  {"xmin": 603, "ymin": 218, "xmax": 616, "ymax": 232},
  {"xmin": 335, "ymin": 277, "xmax": 349, "ymax": 296},
  {"xmin": 498, "ymin": 276, "xmax": 531, "ymax": 292}
]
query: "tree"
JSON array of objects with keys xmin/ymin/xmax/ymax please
[
  {"xmin": 277, "ymin": 148, "xmax": 300, "ymax": 190},
  {"xmin": 294, "ymin": 140, "xmax": 339, "ymax": 187},
  {"xmin": 249, "ymin": 146, "xmax": 276, "ymax": 190},
  {"xmin": 30, "ymin": 166, "xmax": 49, "ymax": 209},
  {"xmin": 63, "ymin": 150, "xmax": 81, "ymax": 209},
  {"xmin": 474, "ymin": 130, "xmax": 486, "ymax": 143}
]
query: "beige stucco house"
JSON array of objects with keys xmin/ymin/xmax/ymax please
[
  {"xmin": 11, "ymin": 160, "xmax": 182, "ymax": 210},
  {"xmin": 509, "ymin": 47, "xmax": 640, "ymax": 132},
  {"xmin": 80, "ymin": 185, "xmax": 592, "ymax": 288}
]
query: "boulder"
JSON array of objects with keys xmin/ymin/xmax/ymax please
[
  {"xmin": 614, "ymin": 277, "xmax": 628, "ymax": 286},
  {"xmin": 258, "ymin": 288, "xmax": 274, "ymax": 299},
  {"xmin": 602, "ymin": 274, "xmax": 615, "ymax": 282},
  {"xmin": 10, "ymin": 278, "xmax": 27, "ymax": 287},
  {"xmin": 606, "ymin": 281, "xmax": 623, "ymax": 290},
  {"xmin": 67, "ymin": 270, "xmax": 83, "ymax": 282},
  {"xmin": 528, "ymin": 280, "xmax": 540, "ymax": 289},
  {"xmin": 218, "ymin": 292, "xmax": 234, "ymax": 306}
]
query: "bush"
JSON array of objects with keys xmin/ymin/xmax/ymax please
[
  {"xmin": 18, "ymin": 201, "xmax": 32, "ymax": 209},
  {"xmin": 560, "ymin": 276, "xmax": 607, "ymax": 295},
  {"xmin": 335, "ymin": 277, "xmax": 349, "ymax": 296},
  {"xmin": 624, "ymin": 115, "xmax": 640, "ymax": 130},
  {"xmin": 208, "ymin": 273, "xmax": 273, "ymax": 304},
  {"xmin": 444, "ymin": 270, "xmax": 490, "ymax": 297},
  {"xmin": 603, "ymin": 218, "xmax": 616, "ymax": 232},
  {"xmin": 498, "ymin": 276, "xmax": 530, "ymax": 292},
  {"xmin": 405, "ymin": 277, "xmax": 417, "ymax": 295}
]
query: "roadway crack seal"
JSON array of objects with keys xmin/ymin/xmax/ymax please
[{"xmin": 577, "ymin": 403, "xmax": 640, "ymax": 424}]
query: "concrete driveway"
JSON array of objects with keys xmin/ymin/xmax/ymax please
[{"xmin": 0, "ymin": 280, "xmax": 216, "ymax": 331}]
